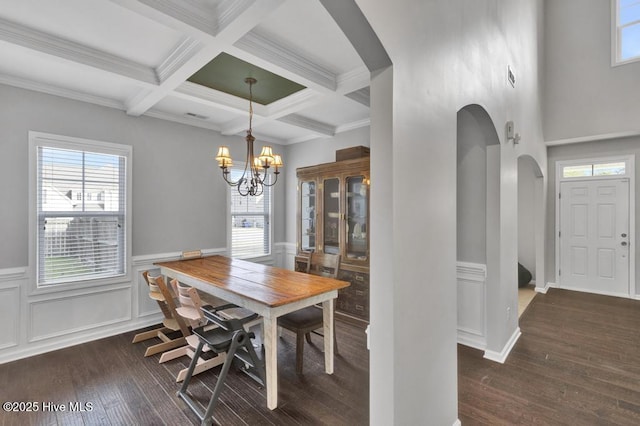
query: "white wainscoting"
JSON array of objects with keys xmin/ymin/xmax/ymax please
[
  {"xmin": 0, "ymin": 247, "xmax": 229, "ymax": 364},
  {"xmin": 456, "ymin": 261, "xmax": 487, "ymax": 350},
  {"xmin": 274, "ymin": 242, "xmax": 297, "ymax": 270},
  {"xmin": 28, "ymin": 285, "xmax": 132, "ymax": 342},
  {"xmin": 0, "ymin": 268, "xmax": 25, "ymax": 351}
]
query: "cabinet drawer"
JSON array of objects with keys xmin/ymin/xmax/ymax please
[
  {"xmin": 338, "ymin": 270, "xmax": 369, "ymax": 285},
  {"xmin": 337, "ymin": 283, "xmax": 369, "ymax": 320}
]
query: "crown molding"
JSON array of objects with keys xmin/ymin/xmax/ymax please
[
  {"xmin": 0, "ymin": 17, "xmax": 157, "ymax": 85},
  {"xmin": 135, "ymin": 0, "xmax": 219, "ymax": 36},
  {"xmin": 0, "ymin": 73, "xmax": 125, "ymax": 110},
  {"xmin": 345, "ymin": 86, "xmax": 370, "ymax": 107},
  {"xmin": 545, "ymin": 130, "xmax": 640, "ymax": 146},
  {"xmin": 336, "ymin": 118, "xmax": 370, "ymax": 134},
  {"xmin": 155, "ymin": 37, "xmax": 202, "ymax": 84},
  {"xmin": 336, "ymin": 66, "xmax": 370, "ymax": 94},
  {"xmin": 278, "ymin": 114, "xmax": 335, "ymax": 136},
  {"xmin": 234, "ymin": 30, "xmax": 337, "ymax": 91},
  {"xmin": 216, "ymin": 0, "xmax": 258, "ymax": 35},
  {"xmin": 174, "ymin": 81, "xmax": 257, "ymax": 115}
]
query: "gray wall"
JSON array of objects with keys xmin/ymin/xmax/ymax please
[
  {"xmin": 357, "ymin": 0, "xmax": 546, "ymax": 423},
  {"xmin": 546, "ymin": 136, "xmax": 640, "ymax": 296},
  {"xmin": 0, "ymin": 83, "xmax": 286, "ymax": 269},
  {"xmin": 518, "ymin": 157, "xmax": 537, "ymax": 278},
  {"xmin": 457, "ymin": 108, "xmax": 488, "ymax": 264},
  {"xmin": 543, "ymin": 0, "xmax": 640, "ymax": 141}
]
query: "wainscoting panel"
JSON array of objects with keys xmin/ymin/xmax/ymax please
[
  {"xmin": 0, "ymin": 284, "xmax": 20, "ymax": 350},
  {"xmin": 457, "ymin": 262, "xmax": 487, "ymax": 349},
  {"xmin": 29, "ymin": 285, "xmax": 132, "ymax": 342},
  {"xmin": 135, "ymin": 266, "xmax": 163, "ymax": 317},
  {"xmin": 274, "ymin": 242, "xmax": 297, "ymax": 270}
]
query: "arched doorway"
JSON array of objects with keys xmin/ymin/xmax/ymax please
[
  {"xmin": 456, "ymin": 104, "xmax": 500, "ymax": 350},
  {"xmin": 517, "ymin": 155, "xmax": 545, "ymax": 316}
]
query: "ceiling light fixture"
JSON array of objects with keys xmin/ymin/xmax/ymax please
[{"xmin": 215, "ymin": 77, "xmax": 283, "ymax": 196}]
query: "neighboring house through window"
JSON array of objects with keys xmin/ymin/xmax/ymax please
[
  {"xmin": 613, "ymin": 0, "xmax": 640, "ymax": 64},
  {"xmin": 30, "ymin": 132, "xmax": 131, "ymax": 287},
  {"xmin": 228, "ymin": 165, "xmax": 272, "ymax": 259}
]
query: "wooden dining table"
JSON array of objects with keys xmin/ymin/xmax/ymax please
[{"xmin": 156, "ymin": 255, "xmax": 350, "ymax": 410}]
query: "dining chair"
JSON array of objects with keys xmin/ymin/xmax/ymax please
[
  {"xmin": 158, "ymin": 279, "xmax": 227, "ymax": 382},
  {"xmin": 278, "ymin": 252, "xmax": 340, "ymax": 374},
  {"xmin": 132, "ymin": 271, "xmax": 190, "ymax": 357},
  {"xmin": 178, "ymin": 303, "xmax": 265, "ymax": 426}
]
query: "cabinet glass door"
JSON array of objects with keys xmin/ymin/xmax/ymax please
[
  {"xmin": 323, "ymin": 178, "xmax": 340, "ymax": 254},
  {"xmin": 346, "ymin": 175, "xmax": 368, "ymax": 261},
  {"xmin": 300, "ymin": 180, "xmax": 316, "ymax": 252}
]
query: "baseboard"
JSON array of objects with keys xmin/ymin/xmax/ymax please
[
  {"xmin": 457, "ymin": 329, "xmax": 487, "ymax": 350},
  {"xmin": 535, "ymin": 282, "xmax": 552, "ymax": 294},
  {"xmin": 0, "ymin": 313, "xmax": 163, "ymax": 364},
  {"xmin": 336, "ymin": 311, "xmax": 368, "ymax": 328},
  {"xmin": 483, "ymin": 327, "xmax": 521, "ymax": 364}
]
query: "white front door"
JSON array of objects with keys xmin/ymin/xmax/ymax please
[{"xmin": 559, "ymin": 179, "xmax": 630, "ymax": 297}]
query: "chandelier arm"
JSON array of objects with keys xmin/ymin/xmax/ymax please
[
  {"xmin": 262, "ymin": 170, "xmax": 279, "ymax": 187},
  {"xmin": 216, "ymin": 77, "xmax": 281, "ymax": 196}
]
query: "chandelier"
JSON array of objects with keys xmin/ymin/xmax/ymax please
[{"xmin": 215, "ymin": 77, "xmax": 283, "ymax": 196}]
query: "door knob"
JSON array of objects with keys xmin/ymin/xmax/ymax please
[
  {"xmin": 621, "ymin": 241, "xmax": 628, "ymax": 246},
  {"xmin": 621, "ymin": 233, "xmax": 627, "ymax": 238}
]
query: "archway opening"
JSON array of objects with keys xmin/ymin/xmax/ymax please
[
  {"xmin": 456, "ymin": 104, "xmax": 500, "ymax": 350},
  {"xmin": 517, "ymin": 155, "xmax": 544, "ymax": 316}
]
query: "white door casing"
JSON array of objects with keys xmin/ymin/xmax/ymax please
[{"xmin": 559, "ymin": 179, "xmax": 630, "ymax": 297}]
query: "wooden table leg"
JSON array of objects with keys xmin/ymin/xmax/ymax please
[
  {"xmin": 322, "ymin": 299, "xmax": 334, "ymax": 374},
  {"xmin": 263, "ymin": 315, "xmax": 278, "ymax": 409}
]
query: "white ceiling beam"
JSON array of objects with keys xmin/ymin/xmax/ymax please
[
  {"xmin": 111, "ymin": 0, "xmax": 285, "ymax": 116},
  {"xmin": 174, "ymin": 81, "xmax": 268, "ymax": 115},
  {"xmin": 0, "ymin": 73, "xmax": 125, "ymax": 110},
  {"xmin": 232, "ymin": 29, "xmax": 337, "ymax": 91},
  {"xmin": 344, "ymin": 86, "xmax": 370, "ymax": 107},
  {"xmin": 278, "ymin": 114, "xmax": 335, "ymax": 136},
  {"xmin": 0, "ymin": 17, "xmax": 157, "ymax": 85},
  {"xmin": 336, "ymin": 118, "xmax": 370, "ymax": 133}
]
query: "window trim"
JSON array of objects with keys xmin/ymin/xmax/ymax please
[
  {"xmin": 28, "ymin": 131, "xmax": 132, "ymax": 295},
  {"xmin": 557, "ymin": 156, "xmax": 632, "ymax": 182},
  {"xmin": 612, "ymin": 0, "xmax": 640, "ymax": 66},
  {"xmin": 225, "ymin": 162, "xmax": 274, "ymax": 261}
]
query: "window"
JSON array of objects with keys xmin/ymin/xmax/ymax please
[
  {"xmin": 613, "ymin": 0, "xmax": 640, "ymax": 64},
  {"xmin": 31, "ymin": 132, "xmax": 131, "ymax": 287},
  {"xmin": 562, "ymin": 161, "xmax": 627, "ymax": 178},
  {"xmin": 229, "ymin": 167, "xmax": 272, "ymax": 259}
]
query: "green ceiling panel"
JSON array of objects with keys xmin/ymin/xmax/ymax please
[{"xmin": 188, "ymin": 52, "xmax": 306, "ymax": 105}]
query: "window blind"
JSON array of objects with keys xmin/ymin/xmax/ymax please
[
  {"xmin": 37, "ymin": 146, "xmax": 126, "ymax": 285},
  {"xmin": 229, "ymin": 168, "xmax": 272, "ymax": 258}
]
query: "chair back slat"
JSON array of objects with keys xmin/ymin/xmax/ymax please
[
  {"xmin": 170, "ymin": 279, "xmax": 206, "ymax": 325},
  {"xmin": 308, "ymin": 253, "xmax": 340, "ymax": 278}
]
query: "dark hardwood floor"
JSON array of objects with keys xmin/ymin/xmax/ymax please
[
  {"xmin": 4, "ymin": 288, "xmax": 640, "ymax": 425},
  {"xmin": 459, "ymin": 288, "xmax": 640, "ymax": 425},
  {"xmin": 0, "ymin": 320, "xmax": 369, "ymax": 426}
]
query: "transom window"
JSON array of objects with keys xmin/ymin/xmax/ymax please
[
  {"xmin": 562, "ymin": 161, "xmax": 627, "ymax": 179},
  {"xmin": 229, "ymin": 166, "xmax": 272, "ymax": 259},
  {"xmin": 31, "ymin": 133, "xmax": 131, "ymax": 287},
  {"xmin": 613, "ymin": 0, "xmax": 640, "ymax": 64}
]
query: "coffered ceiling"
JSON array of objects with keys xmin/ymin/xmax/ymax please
[{"xmin": 0, "ymin": 0, "xmax": 371, "ymax": 145}]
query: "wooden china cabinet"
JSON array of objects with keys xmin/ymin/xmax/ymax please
[{"xmin": 295, "ymin": 148, "xmax": 370, "ymax": 325}]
